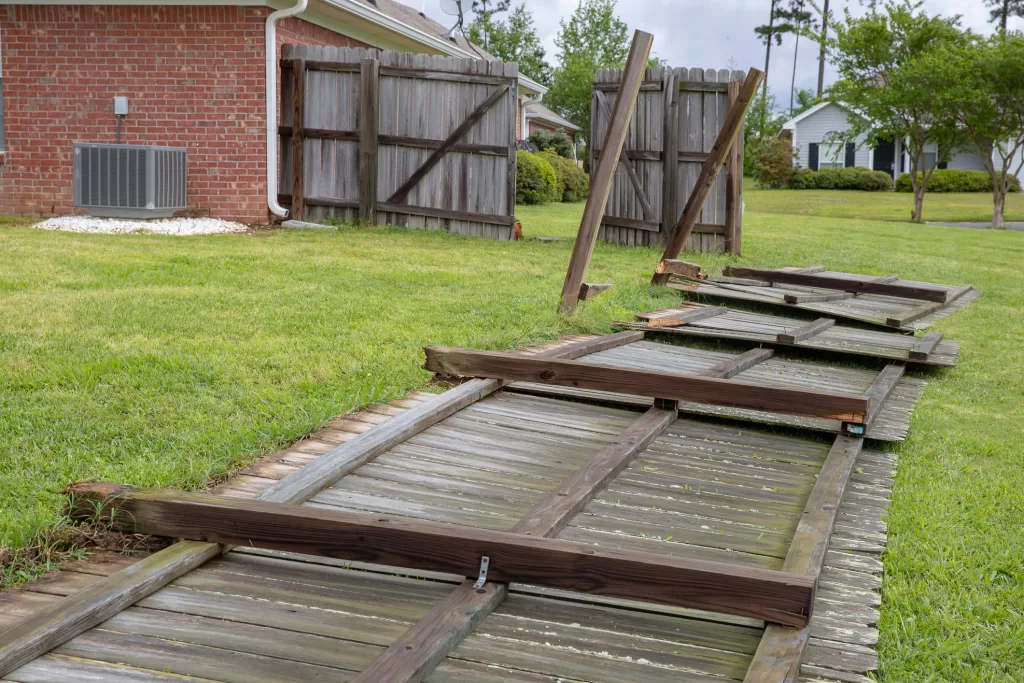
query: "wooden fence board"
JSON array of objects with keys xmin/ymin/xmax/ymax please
[{"xmin": 279, "ymin": 45, "xmax": 517, "ymax": 239}]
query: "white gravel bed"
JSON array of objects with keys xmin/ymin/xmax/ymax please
[{"xmin": 33, "ymin": 216, "xmax": 249, "ymax": 235}]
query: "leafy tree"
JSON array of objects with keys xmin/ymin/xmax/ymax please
[
  {"xmin": 467, "ymin": 0, "xmax": 510, "ymax": 52},
  {"xmin": 914, "ymin": 33, "xmax": 1024, "ymax": 228},
  {"xmin": 792, "ymin": 88, "xmax": 819, "ymax": 116},
  {"xmin": 985, "ymin": 0, "xmax": 1024, "ymax": 31},
  {"xmin": 743, "ymin": 89, "xmax": 788, "ymax": 176},
  {"xmin": 467, "ymin": 3, "xmax": 552, "ymax": 86},
  {"xmin": 827, "ymin": 0, "xmax": 967, "ymax": 221},
  {"xmin": 544, "ymin": 0, "xmax": 630, "ymax": 145}
]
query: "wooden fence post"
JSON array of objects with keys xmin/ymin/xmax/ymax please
[
  {"xmin": 359, "ymin": 57, "xmax": 380, "ymax": 225},
  {"xmin": 291, "ymin": 58, "xmax": 306, "ymax": 221},
  {"xmin": 725, "ymin": 79, "xmax": 743, "ymax": 255},
  {"xmin": 661, "ymin": 70, "xmax": 679, "ymax": 240},
  {"xmin": 559, "ymin": 30, "xmax": 654, "ymax": 316},
  {"xmin": 653, "ymin": 67, "xmax": 763, "ymax": 283}
]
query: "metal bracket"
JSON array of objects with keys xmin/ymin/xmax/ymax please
[
  {"xmin": 472, "ymin": 556, "xmax": 490, "ymax": 589},
  {"xmin": 844, "ymin": 422, "xmax": 866, "ymax": 436}
]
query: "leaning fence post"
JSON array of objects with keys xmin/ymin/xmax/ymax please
[
  {"xmin": 725, "ymin": 79, "xmax": 743, "ymax": 255},
  {"xmin": 559, "ymin": 30, "xmax": 654, "ymax": 316},
  {"xmin": 291, "ymin": 57, "xmax": 306, "ymax": 221},
  {"xmin": 359, "ymin": 57, "xmax": 380, "ymax": 225}
]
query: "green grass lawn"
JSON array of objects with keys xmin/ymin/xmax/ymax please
[
  {"xmin": 745, "ymin": 179, "xmax": 1024, "ymax": 223},
  {"xmin": 2, "ymin": 202, "xmax": 1023, "ymax": 681}
]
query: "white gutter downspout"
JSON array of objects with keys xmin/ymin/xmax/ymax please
[{"xmin": 266, "ymin": 0, "xmax": 309, "ymax": 218}]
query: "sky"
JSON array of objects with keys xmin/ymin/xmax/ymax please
[{"xmin": 421, "ymin": 0, "xmax": 1023, "ymax": 112}]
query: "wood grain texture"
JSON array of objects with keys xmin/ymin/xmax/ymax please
[
  {"xmin": 909, "ymin": 332, "xmax": 943, "ymax": 361},
  {"xmin": 701, "ymin": 348, "xmax": 774, "ymax": 379},
  {"xmin": 423, "ymin": 347, "xmax": 868, "ymax": 422},
  {"xmin": 0, "ymin": 333, "xmax": 639, "ymax": 678},
  {"xmin": 560, "ymin": 31, "xmax": 654, "ymax": 314},
  {"xmin": 743, "ymin": 435, "xmax": 864, "ymax": 683},
  {"xmin": 510, "ymin": 407, "xmax": 678, "ymax": 538},
  {"xmin": 862, "ymin": 365, "xmax": 906, "ymax": 428},
  {"xmin": 635, "ymin": 304, "xmax": 729, "ymax": 328},
  {"xmin": 349, "ymin": 580, "xmax": 508, "ymax": 683},
  {"xmin": 886, "ymin": 285, "xmax": 973, "ymax": 326},
  {"xmin": 0, "ymin": 541, "xmax": 221, "ymax": 677},
  {"xmin": 358, "ymin": 57, "xmax": 379, "ymax": 224},
  {"xmin": 595, "ymin": 90, "xmax": 654, "ymax": 221},
  {"xmin": 777, "ymin": 318, "xmax": 836, "ymax": 344},
  {"xmin": 724, "ymin": 267, "xmax": 954, "ymax": 303},
  {"xmin": 69, "ymin": 486, "xmax": 816, "ymax": 626},
  {"xmin": 655, "ymin": 259, "xmax": 701, "ymax": 277},
  {"xmin": 579, "ymin": 283, "xmax": 613, "ymax": 301},
  {"xmin": 783, "ymin": 291, "xmax": 855, "ymax": 304},
  {"xmin": 654, "ymin": 67, "xmax": 763, "ymax": 279},
  {"xmin": 291, "ymin": 58, "xmax": 306, "ymax": 221}
]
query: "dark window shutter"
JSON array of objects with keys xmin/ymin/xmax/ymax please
[
  {"xmin": 808, "ymin": 143, "xmax": 819, "ymax": 170},
  {"xmin": 938, "ymin": 161, "xmax": 948, "ymax": 170},
  {"xmin": 845, "ymin": 143, "xmax": 856, "ymax": 168}
]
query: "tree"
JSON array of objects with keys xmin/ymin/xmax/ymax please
[
  {"xmin": 792, "ymin": 88, "xmax": 819, "ymax": 116},
  {"xmin": 467, "ymin": 3, "xmax": 552, "ymax": 86},
  {"xmin": 544, "ymin": 0, "xmax": 630, "ymax": 145},
  {"xmin": 467, "ymin": 0, "xmax": 510, "ymax": 52},
  {"xmin": 743, "ymin": 89, "xmax": 788, "ymax": 176},
  {"xmin": 816, "ymin": 0, "xmax": 831, "ymax": 97},
  {"xmin": 827, "ymin": 0, "xmax": 967, "ymax": 221},
  {"xmin": 775, "ymin": 0, "xmax": 817, "ymax": 114},
  {"xmin": 754, "ymin": 0, "xmax": 786, "ymax": 106},
  {"xmin": 915, "ymin": 34, "xmax": 1024, "ymax": 228},
  {"xmin": 985, "ymin": 0, "xmax": 1024, "ymax": 31}
]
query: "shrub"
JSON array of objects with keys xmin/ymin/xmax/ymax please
[
  {"xmin": 752, "ymin": 138, "xmax": 795, "ymax": 188},
  {"xmin": 528, "ymin": 130, "xmax": 576, "ymax": 159},
  {"xmin": 516, "ymin": 151, "xmax": 558, "ymax": 205},
  {"xmin": 894, "ymin": 169, "xmax": 1020, "ymax": 193},
  {"xmin": 537, "ymin": 151, "xmax": 590, "ymax": 202},
  {"xmin": 787, "ymin": 167, "xmax": 891, "ymax": 191}
]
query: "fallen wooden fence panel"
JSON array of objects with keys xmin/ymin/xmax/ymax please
[
  {"xmin": 621, "ymin": 302, "xmax": 960, "ymax": 365},
  {"xmin": 424, "ymin": 346, "xmax": 869, "ymax": 422},
  {"xmin": 668, "ymin": 272, "xmax": 978, "ymax": 331},
  {"xmin": 503, "ymin": 338, "xmax": 925, "ymax": 441},
  {"xmin": 68, "ymin": 485, "xmax": 816, "ymax": 627},
  {"xmin": 2, "ymin": 356, "xmax": 898, "ymax": 683}
]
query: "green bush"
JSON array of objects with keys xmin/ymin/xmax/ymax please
[
  {"xmin": 537, "ymin": 151, "xmax": 590, "ymax": 202},
  {"xmin": 788, "ymin": 167, "xmax": 892, "ymax": 191},
  {"xmin": 753, "ymin": 137, "xmax": 795, "ymax": 188},
  {"xmin": 516, "ymin": 151, "xmax": 558, "ymax": 205},
  {"xmin": 894, "ymin": 169, "xmax": 1020, "ymax": 193},
  {"xmin": 528, "ymin": 130, "xmax": 575, "ymax": 159}
]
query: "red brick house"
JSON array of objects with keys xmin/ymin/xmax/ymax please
[
  {"xmin": 0, "ymin": 0, "xmax": 546, "ymax": 222},
  {"xmin": 522, "ymin": 101, "xmax": 581, "ymax": 159}
]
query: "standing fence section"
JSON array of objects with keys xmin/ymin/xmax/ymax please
[
  {"xmin": 591, "ymin": 67, "xmax": 745, "ymax": 253},
  {"xmin": 279, "ymin": 45, "xmax": 518, "ymax": 239}
]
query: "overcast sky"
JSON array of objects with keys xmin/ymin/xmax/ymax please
[{"xmin": 421, "ymin": 0, "xmax": 1022, "ymax": 111}]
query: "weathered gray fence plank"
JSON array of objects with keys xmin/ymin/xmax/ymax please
[
  {"xmin": 279, "ymin": 45, "xmax": 517, "ymax": 239},
  {"xmin": 592, "ymin": 65, "xmax": 746, "ymax": 253}
]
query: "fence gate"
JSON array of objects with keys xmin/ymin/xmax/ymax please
[
  {"xmin": 279, "ymin": 45, "xmax": 518, "ymax": 239},
  {"xmin": 590, "ymin": 66, "xmax": 746, "ymax": 253}
]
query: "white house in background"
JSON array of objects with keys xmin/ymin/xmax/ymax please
[{"xmin": 780, "ymin": 101, "xmax": 1023, "ymax": 180}]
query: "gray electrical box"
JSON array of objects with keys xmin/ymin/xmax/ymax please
[{"xmin": 114, "ymin": 97, "xmax": 129, "ymax": 116}]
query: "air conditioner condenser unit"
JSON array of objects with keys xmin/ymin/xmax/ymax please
[{"xmin": 73, "ymin": 142, "xmax": 187, "ymax": 218}]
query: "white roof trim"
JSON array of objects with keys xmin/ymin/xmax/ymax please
[
  {"xmin": 780, "ymin": 101, "xmax": 833, "ymax": 131},
  {"xmin": 524, "ymin": 110, "xmax": 581, "ymax": 132},
  {"xmin": 781, "ymin": 100, "xmax": 875, "ymax": 131}
]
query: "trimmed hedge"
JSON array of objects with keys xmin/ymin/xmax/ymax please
[
  {"xmin": 894, "ymin": 169, "xmax": 1020, "ymax": 193},
  {"xmin": 537, "ymin": 151, "xmax": 590, "ymax": 202},
  {"xmin": 516, "ymin": 151, "xmax": 559, "ymax": 205},
  {"xmin": 789, "ymin": 167, "xmax": 892, "ymax": 191}
]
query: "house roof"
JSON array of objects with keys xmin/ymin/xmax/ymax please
[
  {"xmin": 524, "ymin": 102, "xmax": 582, "ymax": 132},
  {"xmin": 780, "ymin": 100, "xmax": 873, "ymax": 132},
  {"xmin": 317, "ymin": 0, "xmax": 548, "ymax": 95}
]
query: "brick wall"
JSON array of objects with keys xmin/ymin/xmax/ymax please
[{"xmin": 0, "ymin": 5, "xmax": 367, "ymax": 222}]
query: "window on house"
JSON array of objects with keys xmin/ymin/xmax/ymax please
[{"xmin": 923, "ymin": 151, "xmax": 937, "ymax": 170}]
